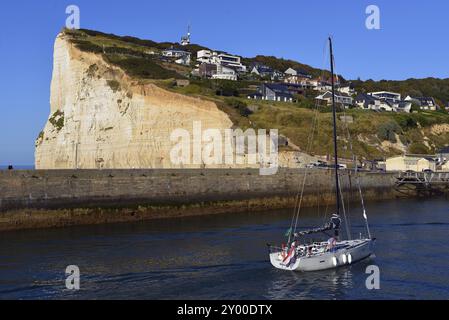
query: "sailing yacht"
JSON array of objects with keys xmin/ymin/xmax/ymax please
[{"xmin": 268, "ymin": 38, "xmax": 375, "ymax": 272}]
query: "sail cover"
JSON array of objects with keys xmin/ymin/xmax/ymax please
[{"xmin": 294, "ymin": 214, "xmax": 341, "ymax": 237}]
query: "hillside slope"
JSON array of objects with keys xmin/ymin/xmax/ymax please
[{"xmin": 36, "ymin": 29, "xmax": 449, "ymax": 167}]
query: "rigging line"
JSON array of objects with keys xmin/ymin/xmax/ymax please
[
  {"xmin": 290, "ymin": 100, "xmax": 319, "ymax": 238},
  {"xmin": 290, "ymin": 96, "xmax": 321, "ymax": 237},
  {"xmin": 338, "ymin": 176, "xmax": 351, "ymax": 240},
  {"xmin": 288, "ymin": 38, "xmax": 329, "ymax": 242},
  {"xmin": 346, "ymin": 171, "xmax": 353, "ymax": 237},
  {"xmin": 333, "ymin": 54, "xmax": 371, "ymax": 239},
  {"xmin": 292, "ymin": 48, "xmax": 328, "ymax": 235}
]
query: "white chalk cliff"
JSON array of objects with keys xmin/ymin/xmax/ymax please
[
  {"xmin": 35, "ymin": 32, "xmax": 241, "ymax": 169},
  {"xmin": 36, "ymin": 32, "xmax": 312, "ymax": 170}
]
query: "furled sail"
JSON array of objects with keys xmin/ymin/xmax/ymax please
[{"xmin": 294, "ymin": 214, "xmax": 341, "ymax": 238}]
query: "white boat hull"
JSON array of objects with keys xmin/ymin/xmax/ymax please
[{"xmin": 270, "ymin": 239, "xmax": 374, "ymax": 272}]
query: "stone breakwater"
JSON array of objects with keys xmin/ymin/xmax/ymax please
[{"xmin": 0, "ymin": 169, "xmax": 397, "ymax": 231}]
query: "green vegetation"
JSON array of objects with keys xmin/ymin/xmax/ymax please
[
  {"xmin": 377, "ymin": 121, "xmax": 401, "ymax": 143},
  {"xmin": 408, "ymin": 142, "xmax": 430, "ymax": 154},
  {"xmin": 107, "ymin": 80, "xmax": 121, "ymax": 92},
  {"xmin": 49, "ymin": 110, "xmax": 65, "ymax": 131},
  {"xmin": 66, "ymin": 29, "xmax": 185, "ymax": 80},
  {"xmin": 87, "ymin": 64, "xmax": 98, "ymax": 77},
  {"xmin": 106, "ymin": 55, "xmax": 182, "ymax": 80},
  {"xmin": 35, "ymin": 131, "xmax": 44, "ymax": 146},
  {"xmin": 224, "ymin": 98, "xmax": 253, "ymax": 117},
  {"xmin": 249, "ymin": 105, "xmax": 449, "ymax": 159},
  {"xmin": 353, "ymin": 78, "xmax": 449, "ymax": 108}
]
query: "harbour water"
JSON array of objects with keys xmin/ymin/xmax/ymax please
[{"xmin": 0, "ymin": 198, "xmax": 448, "ymax": 300}]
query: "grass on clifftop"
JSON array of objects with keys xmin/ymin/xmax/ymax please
[{"xmin": 65, "ymin": 29, "xmax": 185, "ymax": 80}]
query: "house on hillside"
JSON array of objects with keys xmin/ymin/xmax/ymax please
[
  {"xmin": 251, "ymin": 64, "xmax": 273, "ymax": 77},
  {"xmin": 284, "ymin": 69, "xmax": 313, "ymax": 85},
  {"xmin": 247, "ymin": 83, "xmax": 303, "ymax": 102},
  {"xmin": 339, "ymin": 83, "xmax": 356, "ymax": 96},
  {"xmin": 284, "ymin": 68, "xmax": 312, "ymax": 78},
  {"xmin": 196, "ymin": 50, "xmax": 246, "ymax": 72},
  {"xmin": 393, "ymin": 101, "xmax": 413, "ymax": 113},
  {"xmin": 197, "ymin": 50, "xmax": 212, "ymax": 63},
  {"xmin": 315, "ymin": 91, "xmax": 353, "ymax": 108},
  {"xmin": 199, "ymin": 63, "xmax": 217, "ymax": 78},
  {"xmin": 251, "ymin": 64, "xmax": 285, "ymax": 80},
  {"xmin": 317, "ymin": 81, "xmax": 333, "ymax": 92},
  {"xmin": 212, "ymin": 65, "xmax": 238, "ymax": 81},
  {"xmin": 404, "ymin": 96, "xmax": 439, "ymax": 111},
  {"xmin": 368, "ymin": 91, "xmax": 402, "ymax": 103},
  {"xmin": 162, "ymin": 46, "xmax": 191, "ymax": 65},
  {"xmin": 175, "ymin": 53, "xmax": 191, "ymax": 65},
  {"xmin": 355, "ymin": 93, "xmax": 412, "ymax": 113},
  {"xmin": 355, "ymin": 93, "xmax": 393, "ymax": 112},
  {"xmin": 361, "ymin": 91, "xmax": 412, "ymax": 113},
  {"xmin": 162, "ymin": 47, "xmax": 190, "ymax": 58}
]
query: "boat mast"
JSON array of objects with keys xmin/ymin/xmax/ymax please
[{"xmin": 329, "ymin": 37, "xmax": 341, "ymax": 216}]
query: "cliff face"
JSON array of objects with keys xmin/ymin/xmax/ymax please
[{"xmin": 35, "ymin": 33, "xmax": 234, "ymax": 169}]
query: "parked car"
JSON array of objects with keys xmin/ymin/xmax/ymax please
[{"xmin": 306, "ymin": 161, "xmax": 328, "ymax": 169}]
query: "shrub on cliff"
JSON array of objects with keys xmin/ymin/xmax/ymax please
[
  {"xmin": 71, "ymin": 40, "xmax": 103, "ymax": 54},
  {"xmin": 224, "ymin": 98, "xmax": 253, "ymax": 117},
  {"xmin": 107, "ymin": 80, "xmax": 121, "ymax": 92},
  {"xmin": 105, "ymin": 55, "xmax": 183, "ymax": 80},
  {"xmin": 49, "ymin": 111, "xmax": 65, "ymax": 131},
  {"xmin": 408, "ymin": 142, "xmax": 431, "ymax": 154},
  {"xmin": 377, "ymin": 121, "xmax": 401, "ymax": 143}
]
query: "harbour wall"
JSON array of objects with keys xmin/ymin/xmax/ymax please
[{"xmin": 0, "ymin": 169, "xmax": 398, "ymax": 231}]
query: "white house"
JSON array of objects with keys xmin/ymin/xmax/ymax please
[
  {"xmin": 355, "ymin": 93, "xmax": 411, "ymax": 113},
  {"xmin": 196, "ymin": 50, "xmax": 246, "ymax": 72},
  {"xmin": 212, "ymin": 65, "xmax": 238, "ymax": 81},
  {"xmin": 317, "ymin": 81, "xmax": 333, "ymax": 92},
  {"xmin": 355, "ymin": 93, "xmax": 392, "ymax": 111},
  {"xmin": 175, "ymin": 53, "xmax": 191, "ymax": 65},
  {"xmin": 162, "ymin": 47, "xmax": 190, "ymax": 58},
  {"xmin": 339, "ymin": 84, "xmax": 356, "ymax": 96},
  {"xmin": 284, "ymin": 68, "xmax": 312, "ymax": 78},
  {"xmin": 405, "ymin": 96, "xmax": 439, "ymax": 111},
  {"xmin": 197, "ymin": 50, "xmax": 212, "ymax": 63},
  {"xmin": 316, "ymin": 91, "xmax": 353, "ymax": 107},
  {"xmin": 368, "ymin": 91, "xmax": 402, "ymax": 102}
]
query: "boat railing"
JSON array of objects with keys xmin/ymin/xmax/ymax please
[{"xmin": 267, "ymin": 245, "xmax": 283, "ymax": 253}]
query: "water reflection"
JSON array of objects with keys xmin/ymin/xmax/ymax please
[{"xmin": 1, "ymin": 198, "xmax": 449, "ymax": 299}]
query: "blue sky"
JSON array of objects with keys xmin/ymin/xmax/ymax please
[{"xmin": 0, "ymin": 0, "xmax": 448, "ymax": 165}]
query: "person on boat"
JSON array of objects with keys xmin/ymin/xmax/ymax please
[
  {"xmin": 327, "ymin": 237, "xmax": 337, "ymax": 252},
  {"xmin": 330, "ymin": 214, "xmax": 341, "ymax": 238}
]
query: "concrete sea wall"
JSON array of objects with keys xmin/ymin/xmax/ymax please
[{"xmin": 0, "ymin": 169, "xmax": 398, "ymax": 231}]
